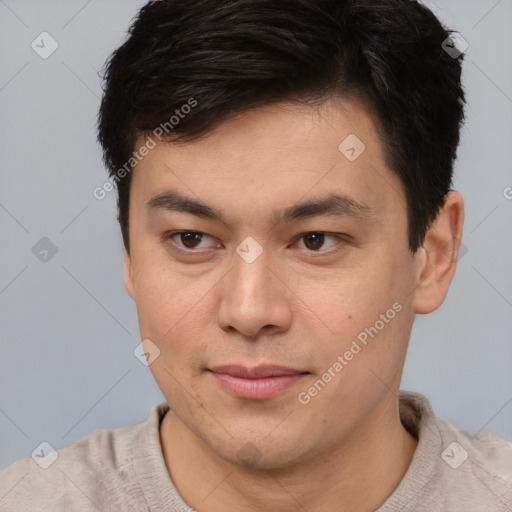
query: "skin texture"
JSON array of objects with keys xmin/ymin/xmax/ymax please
[{"xmin": 123, "ymin": 97, "xmax": 464, "ymax": 511}]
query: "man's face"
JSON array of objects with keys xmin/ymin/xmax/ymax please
[{"xmin": 125, "ymin": 97, "xmax": 422, "ymax": 468}]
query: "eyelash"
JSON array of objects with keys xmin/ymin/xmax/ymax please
[{"xmin": 162, "ymin": 231, "xmax": 349, "ymax": 256}]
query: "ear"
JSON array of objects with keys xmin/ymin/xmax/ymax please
[
  {"xmin": 412, "ymin": 191, "xmax": 465, "ymax": 314},
  {"xmin": 123, "ymin": 245, "xmax": 136, "ymax": 300}
]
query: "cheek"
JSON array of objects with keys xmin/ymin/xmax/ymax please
[
  {"xmin": 296, "ymin": 255, "xmax": 410, "ymax": 364},
  {"xmin": 298, "ymin": 262, "xmax": 395, "ymax": 328},
  {"xmin": 130, "ymin": 254, "xmax": 209, "ymax": 352}
]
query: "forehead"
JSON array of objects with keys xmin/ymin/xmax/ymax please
[{"xmin": 129, "ymin": 97, "xmax": 405, "ymax": 225}]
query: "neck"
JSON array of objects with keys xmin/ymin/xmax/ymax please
[{"xmin": 160, "ymin": 395, "xmax": 417, "ymax": 512}]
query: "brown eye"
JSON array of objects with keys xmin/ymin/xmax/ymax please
[
  {"xmin": 178, "ymin": 232, "xmax": 203, "ymax": 248},
  {"xmin": 296, "ymin": 232, "xmax": 344, "ymax": 253},
  {"xmin": 303, "ymin": 232, "xmax": 325, "ymax": 251},
  {"xmin": 165, "ymin": 231, "xmax": 212, "ymax": 250}
]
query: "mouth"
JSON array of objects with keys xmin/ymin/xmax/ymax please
[{"xmin": 207, "ymin": 365, "xmax": 310, "ymax": 400}]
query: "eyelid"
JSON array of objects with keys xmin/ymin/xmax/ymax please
[
  {"xmin": 163, "ymin": 230, "xmax": 221, "ymax": 252},
  {"xmin": 293, "ymin": 232, "xmax": 349, "ymax": 255},
  {"xmin": 163, "ymin": 230, "xmax": 349, "ymax": 256}
]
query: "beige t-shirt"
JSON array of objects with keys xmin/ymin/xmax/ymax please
[{"xmin": 1, "ymin": 391, "xmax": 511, "ymax": 511}]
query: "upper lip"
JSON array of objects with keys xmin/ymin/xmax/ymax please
[{"xmin": 209, "ymin": 365, "xmax": 308, "ymax": 379}]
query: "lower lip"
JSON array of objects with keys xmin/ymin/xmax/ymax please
[{"xmin": 210, "ymin": 372, "xmax": 307, "ymax": 400}]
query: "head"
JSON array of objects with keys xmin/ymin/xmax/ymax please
[{"xmin": 97, "ymin": 0, "xmax": 465, "ymax": 468}]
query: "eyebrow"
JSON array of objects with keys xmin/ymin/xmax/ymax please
[{"xmin": 146, "ymin": 190, "xmax": 373, "ymax": 225}]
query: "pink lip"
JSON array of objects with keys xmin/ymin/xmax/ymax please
[{"xmin": 208, "ymin": 365, "xmax": 309, "ymax": 400}]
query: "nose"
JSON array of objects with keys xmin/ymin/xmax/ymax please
[{"xmin": 217, "ymin": 249, "xmax": 293, "ymax": 338}]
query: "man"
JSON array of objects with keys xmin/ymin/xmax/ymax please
[{"xmin": 1, "ymin": 0, "xmax": 511, "ymax": 510}]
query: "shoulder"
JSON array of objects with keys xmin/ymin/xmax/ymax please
[
  {"xmin": 437, "ymin": 415, "xmax": 512, "ymax": 484},
  {"xmin": 394, "ymin": 391, "xmax": 512, "ymax": 511},
  {"xmin": 431, "ymin": 417, "xmax": 512, "ymax": 510},
  {"xmin": 0, "ymin": 403, "xmax": 169, "ymax": 511}
]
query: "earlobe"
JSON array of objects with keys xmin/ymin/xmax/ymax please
[
  {"xmin": 123, "ymin": 247, "xmax": 136, "ymax": 300},
  {"xmin": 412, "ymin": 191, "xmax": 465, "ymax": 314}
]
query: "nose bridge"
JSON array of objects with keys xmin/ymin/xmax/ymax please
[
  {"xmin": 229, "ymin": 247, "xmax": 275, "ymax": 307},
  {"xmin": 217, "ymin": 245, "xmax": 292, "ymax": 336}
]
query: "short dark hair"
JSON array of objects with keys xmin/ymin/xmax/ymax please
[{"xmin": 97, "ymin": 0, "xmax": 465, "ymax": 254}]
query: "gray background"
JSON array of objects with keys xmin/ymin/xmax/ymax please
[{"xmin": 1, "ymin": 0, "xmax": 511, "ymax": 473}]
